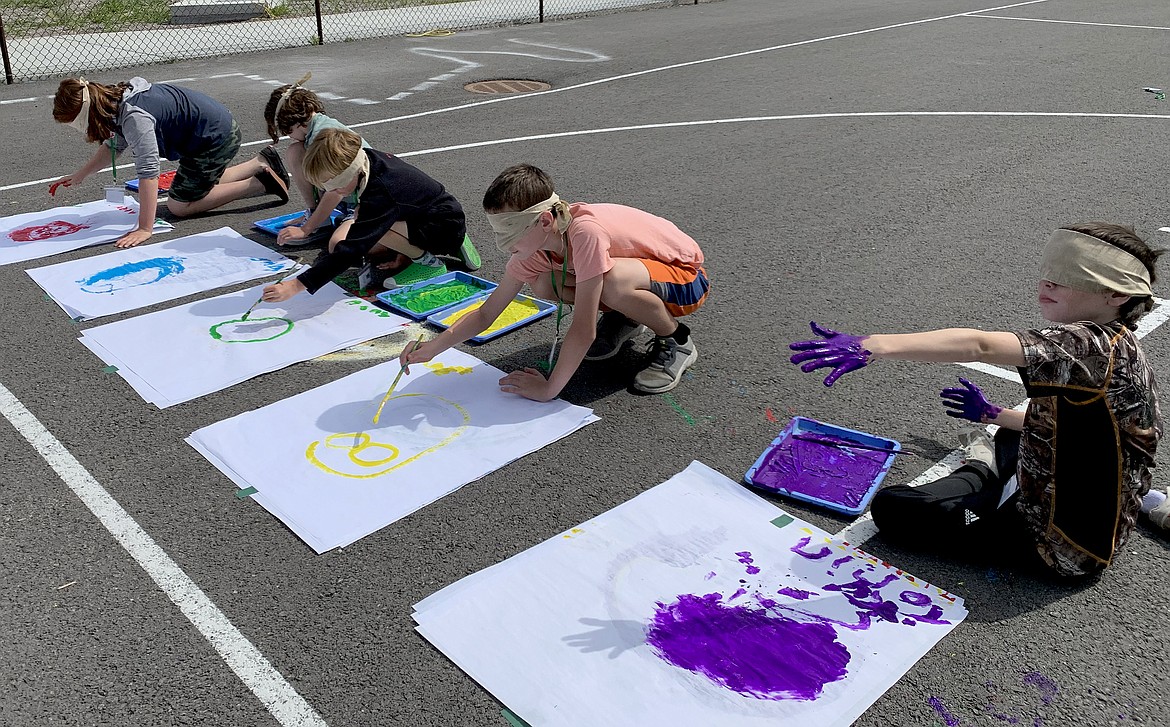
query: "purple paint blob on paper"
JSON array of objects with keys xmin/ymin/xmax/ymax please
[
  {"xmin": 646, "ymin": 593, "xmax": 850, "ymax": 701},
  {"xmin": 729, "ymin": 588, "xmax": 748, "ymax": 601},
  {"xmin": 928, "ymin": 696, "xmax": 962, "ymax": 726},
  {"xmin": 791, "ymin": 536, "xmax": 833, "ymax": 560},
  {"xmin": 777, "ymin": 587, "xmax": 815, "ymax": 600},
  {"xmin": 704, "ymin": 571, "xmax": 717, "ymax": 580},
  {"xmin": 831, "ymin": 555, "xmax": 854, "ymax": 569},
  {"xmin": 752, "ymin": 430, "xmax": 892, "ymax": 508},
  {"xmin": 736, "ymin": 551, "xmax": 762, "ymax": 575}
]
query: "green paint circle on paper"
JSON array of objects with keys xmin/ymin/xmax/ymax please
[{"xmin": 209, "ymin": 317, "xmax": 294, "ymax": 343}]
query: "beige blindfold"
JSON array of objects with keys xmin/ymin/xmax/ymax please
[
  {"xmin": 485, "ymin": 194, "xmax": 572, "ymax": 252},
  {"xmin": 320, "ymin": 149, "xmax": 370, "ymax": 197},
  {"xmin": 67, "ymin": 79, "xmax": 90, "ymax": 133},
  {"xmin": 1040, "ymin": 229, "xmax": 1153, "ymax": 297}
]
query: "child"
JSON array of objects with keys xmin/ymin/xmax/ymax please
[
  {"xmin": 261, "ymin": 75, "xmax": 388, "ymax": 255},
  {"xmin": 788, "ymin": 222, "xmax": 1163, "ymax": 578},
  {"xmin": 400, "ymin": 163, "xmax": 710, "ymax": 400},
  {"xmin": 261, "ymin": 128, "xmax": 479, "ymax": 301},
  {"xmin": 51, "ymin": 77, "xmax": 289, "ymax": 248}
]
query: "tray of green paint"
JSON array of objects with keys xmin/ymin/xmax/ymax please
[
  {"xmin": 427, "ymin": 292, "xmax": 556, "ymax": 343},
  {"xmin": 375, "ymin": 272, "xmax": 498, "ymax": 320},
  {"xmin": 744, "ymin": 416, "xmax": 901, "ymax": 516}
]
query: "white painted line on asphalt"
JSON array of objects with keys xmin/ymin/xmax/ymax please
[
  {"xmin": 966, "ymin": 14, "xmax": 1170, "ymax": 31},
  {"xmin": 959, "ymin": 361, "xmax": 1022, "ymax": 383},
  {"xmin": 157, "ymin": 77, "xmax": 196, "ymax": 83},
  {"xmin": 0, "ymin": 97, "xmax": 39, "ymax": 105},
  {"xmin": 0, "ymin": 381, "xmax": 329, "ymax": 727},
  {"xmin": 387, "ymin": 92, "xmax": 412, "ymax": 101},
  {"xmin": 209, "ymin": 72, "xmax": 247, "ymax": 78},
  {"xmin": 1159, "ymin": 227, "xmax": 1170, "ymax": 233}
]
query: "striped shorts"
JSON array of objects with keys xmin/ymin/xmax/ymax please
[{"xmin": 641, "ymin": 260, "xmax": 710, "ymax": 317}]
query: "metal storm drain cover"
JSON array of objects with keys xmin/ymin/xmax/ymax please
[{"xmin": 464, "ymin": 79, "xmax": 552, "ymax": 94}]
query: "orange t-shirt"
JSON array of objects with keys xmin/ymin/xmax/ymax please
[{"xmin": 504, "ymin": 202, "xmax": 703, "ymax": 285}]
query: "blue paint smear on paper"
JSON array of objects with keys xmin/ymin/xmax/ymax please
[
  {"xmin": 645, "ymin": 592, "xmax": 850, "ymax": 701},
  {"xmin": 250, "ymin": 257, "xmax": 288, "ymax": 272},
  {"xmin": 78, "ymin": 256, "xmax": 186, "ymax": 294}
]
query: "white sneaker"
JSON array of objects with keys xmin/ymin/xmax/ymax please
[{"xmin": 958, "ymin": 429, "xmax": 997, "ymax": 477}]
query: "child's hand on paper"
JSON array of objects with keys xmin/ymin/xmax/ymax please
[
  {"xmin": 499, "ymin": 368, "xmax": 555, "ymax": 402},
  {"xmin": 263, "ymin": 278, "xmax": 306, "ymax": 302},
  {"xmin": 277, "ymin": 224, "xmax": 307, "ymax": 246},
  {"xmin": 115, "ymin": 228, "xmax": 152, "ymax": 248}
]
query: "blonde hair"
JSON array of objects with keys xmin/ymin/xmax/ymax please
[
  {"xmin": 302, "ymin": 127, "xmax": 364, "ymax": 187},
  {"xmin": 53, "ymin": 78, "xmax": 128, "ymax": 143}
]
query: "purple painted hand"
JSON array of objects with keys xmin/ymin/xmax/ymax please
[
  {"xmin": 939, "ymin": 377, "xmax": 1002, "ymax": 422},
  {"xmin": 789, "ymin": 322, "xmax": 872, "ymax": 387}
]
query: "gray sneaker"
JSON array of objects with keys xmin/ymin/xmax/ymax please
[
  {"xmin": 958, "ymin": 429, "xmax": 997, "ymax": 476},
  {"xmin": 585, "ymin": 312, "xmax": 646, "ymax": 361},
  {"xmin": 634, "ymin": 335, "xmax": 697, "ymax": 393}
]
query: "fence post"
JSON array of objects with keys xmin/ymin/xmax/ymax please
[
  {"xmin": 314, "ymin": 0, "xmax": 324, "ymax": 44},
  {"xmin": 0, "ymin": 13, "xmax": 14, "ymax": 85},
  {"xmin": 539, "ymin": 0, "xmax": 544, "ymax": 23}
]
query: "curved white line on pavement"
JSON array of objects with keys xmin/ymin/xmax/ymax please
[{"xmin": 0, "ymin": 382, "xmax": 329, "ymax": 727}]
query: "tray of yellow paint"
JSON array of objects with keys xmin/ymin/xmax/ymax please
[
  {"xmin": 376, "ymin": 271, "xmax": 498, "ymax": 320},
  {"xmin": 427, "ymin": 292, "xmax": 556, "ymax": 343}
]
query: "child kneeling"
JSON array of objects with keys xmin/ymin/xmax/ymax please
[
  {"xmin": 402, "ymin": 163, "xmax": 710, "ymax": 400},
  {"xmin": 789, "ymin": 223, "xmax": 1162, "ymax": 578},
  {"xmin": 263, "ymin": 128, "xmax": 480, "ymax": 302}
]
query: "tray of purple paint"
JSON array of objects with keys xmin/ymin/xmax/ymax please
[{"xmin": 744, "ymin": 416, "xmax": 900, "ymax": 516}]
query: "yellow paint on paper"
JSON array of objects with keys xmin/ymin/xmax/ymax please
[
  {"xmin": 424, "ymin": 362, "xmax": 473, "ymax": 376},
  {"xmin": 562, "ymin": 527, "xmax": 585, "ymax": 539},
  {"xmin": 305, "ymin": 393, "xmax": 471, "ymax": 479},
  {"xmin": 440, "ymin": 298, "xmax": 543, "ymax": 336}
]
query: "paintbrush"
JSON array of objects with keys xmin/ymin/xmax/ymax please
[
  {"xmin": 242, "ymin": 263, "xmax": 298, "ymax": 321},
  {"xmin": 373, "ymin": 335, "xmax": 424, "ymax": 424},
  {"xmin": 791, "ymin": 433, "xmax": 893, "ymax": 453}
]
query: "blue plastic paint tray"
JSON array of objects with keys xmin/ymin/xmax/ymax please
[
  {"xmin": 253, "ymin": 208, "xmax": 344, "ymax": 237},
  {"xmin": 744, "ymin": 416, "xmax": 901, "ymax": 516},
  {"xmin": 375, "ymin": 271, "xmax": 498, "ymax": 320},
  {"xmin": 125, "ymin": 170, "xmax": 175, "ymax": 193},
  {"xmin": 427, "ymin": 292, "xmax": 556, "ymax": 343}
]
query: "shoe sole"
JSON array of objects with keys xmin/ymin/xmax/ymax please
[
  {"xmin": 458, "ymin": 234, "xmax": 481, "ymax": 271},
  {"xmin": 256, "ymin": 167, "xmax": 290, "ymax": 203},
  {"xmin": 584, "ymin": 325, "xmax": 647, "ymax": 361},
  {"xmin": 632, "ymin": 347, "xmax": 697, "ymax": 393},
  {"xmin": 260, "ymin": 146, "xmax": 292, "ymax": 186}
]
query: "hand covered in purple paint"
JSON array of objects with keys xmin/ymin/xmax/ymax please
[
  {"xmin": 789, "ymin": 321, "xmax": 872, "ymax": 387},
  {"xmin": 939, "ymin": 377, "xmax": 1001, "ymax": 422}
]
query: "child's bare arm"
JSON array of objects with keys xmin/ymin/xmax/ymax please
[
  {"xmin": 992, "ymin": 409, "xmax": 1026, "ymax": 431},
  {"xmin": 401, "ymin": 276, "xmax": 526, "ymax": 370}
]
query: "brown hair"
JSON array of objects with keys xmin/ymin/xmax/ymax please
[
  {"xmin": 53, "ymin": 78, "xmax": 129, "ymax": 143},
  {"xmin": 263, "ymin": 85, "xmax": 325, "ymax": 143},
  {"xmin": 302, "ymin": 127, "xmax": 363, "ymax": 187},
  {"xmin": 482, "ymin": 164, "xmax": 555, "ymax": 212},
  {"xmin": 1060, "ymin": 222, "xmax": 1163, "ymax": 327}
]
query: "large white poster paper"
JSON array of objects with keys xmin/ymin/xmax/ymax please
[
  {"xmin": 186, "ymin": 349, "xmax": 599, "ymax": 552},
  {"xmin": 413, "ymin": 462, "xmax": 968, "ymax": 727},
  {"xmin": 27, "ymin": 227, "xmax": 294, "ymax": 320},
  {"xmin": 0, "ymin": 198, "xmax": 174, "ymax": 266},
  {"xmin": 79, "ymin": 282, "xmax": 409, "ymax": 408}
]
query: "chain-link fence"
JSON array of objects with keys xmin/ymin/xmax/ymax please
[{"xmin": 0, "ymin": 0, "xmax": 696, "ymax": 83}]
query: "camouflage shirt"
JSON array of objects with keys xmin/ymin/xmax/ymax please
[{"xmin": 1015, "ymin": 321, "xmax": 1161, "ymax": 577}]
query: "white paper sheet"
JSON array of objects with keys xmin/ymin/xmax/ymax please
[
  {"xmin": 186, "ymin": 349, "xmax": 599, "ymax": 552},
  {"xmin": 26, "ymin": 227, "xmax": 295, "ymax": 320},
  {"xmin": 0, "ymin": 198, "xmax": 174, "ymax": 266},
  {"xmin": 413, "ymin": 462, "xmax": 968, "ymax": 727},
  {"xmin": 79, "ymin": 282, "xmax": 408, "ymax": 408}
]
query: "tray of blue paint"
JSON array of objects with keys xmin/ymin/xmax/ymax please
[
  {"xmin": 744, "ymin": 416, "xmax": 901, "ymax": 516},
  {"xmin": 253, "ymin": 208, "xmax": 345, "ymax": 237},
  {"xmin": 375, "ymin": 271, "xmax": 498, "ymax": 320},
  {"xmin": 426, "ymin": 292, "xmax": 556, "ymax": 343}
]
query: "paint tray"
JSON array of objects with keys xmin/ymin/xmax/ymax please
[
  {"xmin": 427, "ymin": 292, "xmax": 556, "ymax": 343},
  {"xmin": 375, "ymin": 271, "xmax": 498, "ymax": 320},
  {"xmin": 253, "ymin": 208, "xmax": 344, "ymax": 237},
  {"xmin": 125, "ymin": 170, "xmax": 176, "ymax": 194},
  {"xmin": 744, "ymin": 416, "xmax": 900, "ymax": 516}
]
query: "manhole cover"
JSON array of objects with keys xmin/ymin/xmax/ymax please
[{"xmin": 464, "ymin": 79, "xmax": 551, "ymax": 94}]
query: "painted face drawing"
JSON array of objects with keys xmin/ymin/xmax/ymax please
[{"xmin": 9, "ymin": 220, "xmax": 91, "ymax": 242}]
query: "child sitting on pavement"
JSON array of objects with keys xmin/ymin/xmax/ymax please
[
  {"xmin": 262, "ymin": 128, "xmax": 479, "ymax": 302},
  {"xmin": 400, "ymin": 163, "xmax": 710, "ymax": 399},
  {"xmin": 261, "ymin": 74, "xmax": 372, "ymax": 252},
  {"xmin": 788, "ymin": 222, "xmax": 1163, "ymax": 578},
  {"xmin": 51, "ymin": 76, "xmax": 289, "ymax": 248}
]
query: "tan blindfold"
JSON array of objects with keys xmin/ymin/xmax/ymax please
[
  {"xmin": 1040, "ymin": 229, "xmax": 1153, "ymax": 297},
  {"xmin": 320, "ymin": 149, "xmax": 369, "ymax": 197},
  {"xmin": 67, "ymin": 80, "xmax": 90, "ymax": 133},
  {"xmin": 485, "ymin": 194, "xmax": 572, "ymax": 252}
]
